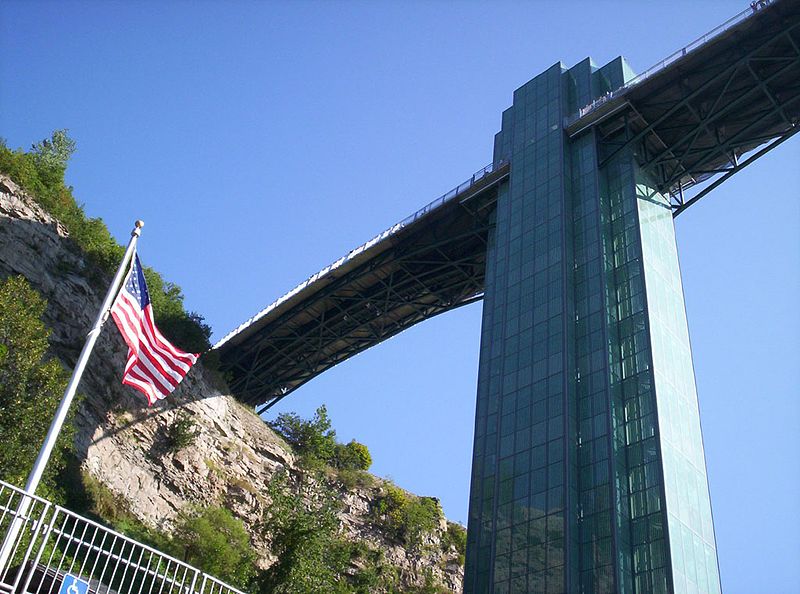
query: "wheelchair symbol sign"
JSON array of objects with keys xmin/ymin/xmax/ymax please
[{"xmin": 59, "ymin": 574, "xmax": 89, "ymax": 594}]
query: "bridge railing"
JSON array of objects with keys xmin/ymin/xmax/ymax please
[
  {"xmin": 395, "ymin": 160, "xmax": 503, "ymax": 229},
  {"xmin": 213, "ymin": 159, "xmax": 507, "ymax": 350},
  {"xmin": 0, "ymin": 478, "xmax": 245, "ymax": 594},
  {"xmin": 567, "ymin": 0, "xmax": 775, "ymax": 125}
]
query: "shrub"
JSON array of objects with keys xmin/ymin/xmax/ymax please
[
  {"xmin": 0, "ymin": 276, "xmax": 72, "ymax": 500},
  {"xmin": 260, "ymin": 471, "xmax": 351, "ymax": 593},
  {"xmin": 173, "ymin": 506, "xmax": 256, "ymax": 590},
  {"xmin": 31, "ymin": 129, "xmax": 76, "ymax": 170},
  {"xmin": 268, "ymin": 406, "xmax": 375, "ymax": 476},
  {"xmin": 350, "ymin": 547, "xmax": 401, "ymax": 593},
  {"xmin": 442, "ymin": 522, "xmax": 467, "ymax": 565},
  {"xmin": 372, "ymin": 484, "xmax": 443, "ymax": 550},
  {"xmin": 403, "ymin": 496, "xmax": 443, "ymax": 549},
  {"xmin": 267, "ymin": 405, "xmax": 337, "ymax": 467},
  {"xmin": 406, "ymin": 568, "xmax": 451, "ymax": 594},
  {"xmin": 372, "ymin": 484, "xmax": 409, "ymax": 539},
  {"xmin": 332, "ymin": 439, "xmax": 372, "ymax": 471},
  {"xmin": 165, "ymin": 412, "xmax": 197, "ymax": 451},
  {"xmin": 335, "ymin": 468, "xmax": 375, "ymax": 490}
]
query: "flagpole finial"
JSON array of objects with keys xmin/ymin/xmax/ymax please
[{"xmin": 132, "ymin": 220, "xmax": 144, "ymax": 237}]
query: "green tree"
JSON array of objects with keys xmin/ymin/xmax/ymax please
[
  {"xmin": 165, "ymin": 412, "xmax": 198, "ymax": 452},
  {"xmin": 0, "ymin": 276, "xmax": 72, "ymax": 500},
  {"xmin": 402, "ymin": 496, "xmax": 443, "ymax": 550},
  {"xmin": 267, "ymin": 405, "xmax": 337, "ymax": 466},
  {"xmin": 372, "ymin": 484, "xmax": 443, "ymax": 551},
  {"xmin": 268, "ymin": 406, "xmax": 375, "ymax": 474},
  {"xmin": 332, "ymin": 439, "xmax": 372, "ymax": 471},
  {"xmin": 442, "ymin": 522, "xmax": 467, "ymax": 565},
  {"xmin": 260, "ymin": 472, "xmax": 351, "ymax": 593},
  {"xmin": 31, "ymin": 129, "xmax": 76, "ymax": 171},
  {"xmin": 172, "ymin": 506, "xmax": 255, "ymax": 590}
]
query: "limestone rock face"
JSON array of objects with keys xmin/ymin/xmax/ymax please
[{"xmin": 0, "ymin": 175, "xmax": 464, "ymax": 592}]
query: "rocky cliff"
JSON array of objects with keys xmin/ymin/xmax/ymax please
[{"xmin": 0, "ymin": 174, "xmax": 464, "ymax": 592}]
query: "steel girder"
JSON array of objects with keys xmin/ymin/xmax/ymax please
[
  {"xmin": 217, "ymin": 167, "xmax": 508, "ymax": 412},
  {"xmin": 578, "ymin": 0, "xmax": 800, "ymax": 215},
  {"xmin": 217, "ymin": 3, "xmax": 800, "ymax": 412}
]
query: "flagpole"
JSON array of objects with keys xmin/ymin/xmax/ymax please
[{"xmin": 0, "ymin": 220, "xmax": 144, "ymax": 571}]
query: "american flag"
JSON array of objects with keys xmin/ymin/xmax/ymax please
[{"xmin": 110, "ymin": 255, "xmax": 198, "ymax": 404}]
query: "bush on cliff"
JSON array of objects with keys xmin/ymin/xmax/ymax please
[
  {"xmin": 332, "ymin": 439, "xmax": 372, "ymax": 471},
  {"xmin": 260, "ymin": 471, "xmax": 351, "ymax": 593},
  {"xmin": 267, "ymin": 405, "xmax": 373, "ymax": 473},
  {"xmin": 76, "ymin": 472, "xmax": 256, "ymax": 591},
  {"xmin": 0, "ymin": 131, "xmax": 211, "ymax": 353},
  {"xmin": 372, "ymin": 483, "xmax": 443, "ymax": 551},
  {"xmin": 267, "ymin": 405, "xmax": 337, "ymax": 466},
  {"xmin": 173, "ymin": 506, "xmax": 256, "ymax": 590},
  {"xmin": 0, "ymin": 276, "xmax": 72, "ymax": 501},
  {"xmin": 441, "ymin": 521, "xmax": 467, "ymax": 565}
]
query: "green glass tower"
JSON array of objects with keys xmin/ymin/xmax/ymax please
[{"xmin": 464, "ymin": 58, "xmax": 721, "ymax": 594}]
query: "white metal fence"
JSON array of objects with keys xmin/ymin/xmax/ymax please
[{"xmin": 0, "ymin": 479, "xmax": 245, "ymax": 594}]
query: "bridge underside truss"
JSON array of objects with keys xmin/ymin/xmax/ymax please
[
  {"xmin": 217, "ymin": 1, "xmax": 799, "ymax": 412},
  {"xmin": 218, "ymin": 167, "xmax": 508, "ymax": 411},
  {"xmin": 570, "ymin": 0, "xmax": 800, "ymax": 215}
]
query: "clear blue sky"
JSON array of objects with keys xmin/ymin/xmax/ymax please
[{"xmin": 2, "ymin": 1, "xmax": 798, "ymax": 591}]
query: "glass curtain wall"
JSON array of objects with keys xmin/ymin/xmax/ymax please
[{"xmin": 464, "ymin": 56, "xmax": 720, "ymax": 594}]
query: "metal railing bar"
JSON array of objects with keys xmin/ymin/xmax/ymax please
[
  {"xmin": 39, "ymin": 513, "xmax": 78, "ymax": 594},
  {"xmin": 175, "ymin": 566, "xmax": 191, "ymax": 594},
  {"xmin": 11, "ymin": 504, "xmax": 52, "ymax": 594},
  {"xmin": 86, "ymin": 529, "xmax": 110, "ymax": 587},
  {"xmin": 64, "ymin": 517, "xmax": 92, "ymax": 579},
  {"xmin": 166, "ymin": 559, "xmax": 183, "ymax": 594},
  {"xmin": 94, "ymin": 532, "xmax": 119, "ymax": 594},
  {"xmin": 567, "ymin": 0, "xmax": 777, "ymax": 124},
  {"xmin": 1, "ymin": 480, "xmax": 242, "ymax": 594},
  {"xmin": 0, "ymin": 497, "xmax": 11, "ymax": 584},
  {"xmin": 105, "ymin": 537, "xmax": 131, "ymax": 594},
  {"xmin": 137, "ymin": 549, "xmax": 156, "ymax": 594},
  {"xmin": 167, "ymin": 564, "xmax": 183, "ymax": 594},
  {"xmin": 0, "ymin": 490, "xmax": 17, "ymax": 527},
  {"xmin": 0, "ymin": 513, "xmax": 25, "ymax": 588},
  {"xmin": 18, "ymin": 508, "xmax": 56, "ymax": 594},
  {"xmin": 75, "ymin": 521, "xmax": 102, "ymax": 581},
  {"xmin": 186, "ymin": 569, "xmax": 199, "ymax": 594},
  {"xmin": 155, "ymin": 558, "xmax": 172, "ymax": 594},
  {"xmin": 212, "ymin": 160, "xmax": 507, "ymax": 351},
  {"xmin": 48, "ymin": 533, "xmax": 184, "ymax": 591},
  {"xmin": 146, "ymin": 556, "xmax": 164, "ymax": 594},
  {"xmin": 117, "ymin": 538, "xmax": 142, "ymax": 593},
  {"xmin": 123, "ymin": 549, "xmax": 147, "ymax": 592},
  {"xmin": 47, "ymin": 508, "xmax": 204, "ymax": 576},
  {"xmin": 0, "ymin": 483, "xmax": 50, "ymax": 507}
]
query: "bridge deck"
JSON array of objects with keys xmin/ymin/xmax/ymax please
[
  {"xmin": 566, "ymin": 0, "xmax": 800, "ymax": 215},
  {"xmin": 215, "ymin": 0, "xmax": 799, "ymax": 411},
  {"xmin": 215, "ymin": 162, "xmax": 509, "ymax": 411}
]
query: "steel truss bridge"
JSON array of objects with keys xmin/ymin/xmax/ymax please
[{"xmin": 214, "ymin": 0, "xmax": 800, "ymax": 412}]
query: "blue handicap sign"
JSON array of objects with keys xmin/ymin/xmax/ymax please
[{"xmin": 59, "ymin": 574, "xmax": 90, "ymax": 594}]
